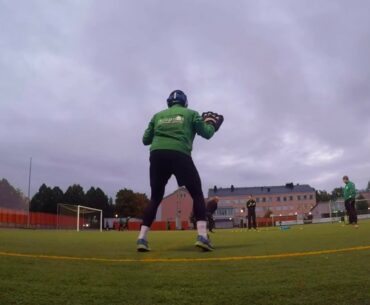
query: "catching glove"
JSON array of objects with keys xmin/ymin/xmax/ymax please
[{"xmin": 201, "ymin": 111, "xmax": 224, "ymax": 131}]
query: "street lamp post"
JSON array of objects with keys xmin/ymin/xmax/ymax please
[{"xmin": 27, "ymin": 157, "xmax": 32, "ymax": 228}]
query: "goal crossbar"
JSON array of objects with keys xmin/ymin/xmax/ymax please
[{"xmin": 57, "ymin": 203, "xmax": 103, "ymax": 232}]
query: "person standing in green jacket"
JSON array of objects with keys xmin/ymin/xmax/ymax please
[
  {"xmin": 137, "ymin": 90, "xmax": 224, "ymax": 252},
  {"xmin": 343, "ymin": 175, "xmax": 358, "ymax": 227}
]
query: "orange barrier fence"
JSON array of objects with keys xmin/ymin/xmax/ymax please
[
  {"xmin": 0, "ymin": 208, "xmax": 82, "ymax": 229},
  {"xmin": 1, "ymin": 208, "xmax": 190, "ymax": 231},
  {"xmin": 256, "ymin": 216, "xmax": 298, "ymax": 227},
  {"xmin": 113, "ymin": 220, "xmax": 190, "ymax": 231}
]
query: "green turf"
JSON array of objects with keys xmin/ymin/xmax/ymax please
[{"xmin": 0, "ymin": 222, "xmax": 370, "ymax": 305}]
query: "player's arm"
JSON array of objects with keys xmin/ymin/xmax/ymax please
[
  {"xmin": 142, "ymin": 116, "xmax": 155, "ymax": 145},
  {"xmin": 193, "ymin": 112, "xmax": 215, "ymax": 139}
]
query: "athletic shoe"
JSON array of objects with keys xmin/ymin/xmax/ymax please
[
  {"xmin": 137, "ymin": 239, "xmax": 151, "ymax": 252},
  {"xmin": 195, "ymin": 235, "xmax": 214, "ymax": 251}
]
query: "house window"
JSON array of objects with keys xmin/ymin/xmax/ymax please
[
  {"xmin": 297, "ymin": 195, "xmax": 301, "ymax": 200},
  {"xmin": 309, "ymin": 195, "xmax": 313, "ymax": 200},
  {"xmin": 216, "ymin": 208, "xmax": 233, "ymax": 216},
  {"xmin": 277, "ymin": 197, "xmax": 281, "ymax": 202},
  {"xmin": 283, "ymin": 197, "xmax": 287, "ymax": 202},
  {"xmin": 256, "ymin": 198, "xmax": 260, "ymax": 203},
  {"xmin": 289, "ymin": 196, "xmax": 293, "ymax": 201},
  {"xmin": 303, "ymin": 195, "xmax": 307, "ymax": 200},
  {"xmin": 262, "ymin": 197, "xmax": 266, "ymax": 202}
]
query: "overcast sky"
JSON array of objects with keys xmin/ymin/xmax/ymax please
[{"xmin": 1, "ymin": 0, "xmax": 370, "ymax": 199}]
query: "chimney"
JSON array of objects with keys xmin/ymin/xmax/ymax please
[
  {"xmin": 231, "ymin": 185, "xmax": 235, "ymax": 192},
  {"xmin": 213, "ymin": 185, "xmax": 218, "ymax": 193}
]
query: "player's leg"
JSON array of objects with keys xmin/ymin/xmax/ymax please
[
  {"xmin": 210, "ymin": 216, "xmax": 215, "ymax": 232},
  {"xmin": 247, "ymin": 210, "xmax": 252, "ymax": 229},
  {"xmin": 252, "ymin": 209, "xmax": 257, "ymax": 229},
  {"xmin": 173, "ymin": 153, "xmax": 213, "ymax": 251},
  {"xmin": 346, "ymin": 199, "xmax": 354, "ymax": 224},
  {"xmin": 350, "ymin": 200, "xmax": 358, "ymax": 226},
  {"xmin": 344, "ymin": 200, "xmax": 351, "ymax": 224},
  {"xmin": 137, "ymin": 151, "xmax": 172, "ymax": 252},
  {"xmin": 208, "ymin": 213, "xmax": 215, "ymax": 233}
]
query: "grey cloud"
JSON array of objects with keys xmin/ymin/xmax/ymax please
[{"xmin": 1, "ymin": 0, "xmax": 370, "ymax": 200}]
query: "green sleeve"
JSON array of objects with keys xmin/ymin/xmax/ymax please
[
  {"xmin": 143, "ymin": 116, "xmax": 155, "ymax": 145},
  {"xmin": 193, "ymin": 112, "xmax": 215, "ymax": 140},
  {"xmin": 349, "ymin": 182, "xmax": 356, "ymax": 198}
]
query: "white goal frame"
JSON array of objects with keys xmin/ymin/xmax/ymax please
[{"xmin": 57, "ymin": 203, "xmax": 103, "ymax": 232}]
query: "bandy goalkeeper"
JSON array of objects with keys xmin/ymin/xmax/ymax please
[{"xmin": 137, "ymin": 89, "xmax": 224, "ymax": 252}]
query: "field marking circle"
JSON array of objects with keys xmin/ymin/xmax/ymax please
[{"xmin": 1, "ymin": 245, "xmax": 370, "ymax": 263}]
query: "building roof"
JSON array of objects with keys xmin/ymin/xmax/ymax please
[
  {"xmin": 360, "ymin": 191, "xmax": 370, "ymax": 200},
  {"xmin": 208, "ymin": 184, "xmax": 315, "ymax": 197},
  {"xmin": 162, "ymin": 186, "xmax": 188, "ymax": 200}
]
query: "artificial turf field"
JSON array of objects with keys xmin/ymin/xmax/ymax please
[{"xmin": 0, "ymin": 222, "xmax": 369, "ymax": 305}]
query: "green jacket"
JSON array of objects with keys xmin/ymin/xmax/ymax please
[
  {"xmin": 143, "ymin": 104, "xmax": 215, "ymax": 156},
  {"xmin": 343, "ymin": 181, "xmax": 356, "ymax": 201}
]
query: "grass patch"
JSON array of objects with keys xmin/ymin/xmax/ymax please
[{"xmin": 0, "ymin": 221, "xmax": 370, "ymax": 305}]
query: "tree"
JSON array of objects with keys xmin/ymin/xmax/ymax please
[
  {"xmin": 115, "ymin": 188, "xmax": 149, "ymax": 218},
  {"xmin": 356, "ymin": 194, "xmax": 369, "ymax": 211},
  {"xmin": 331, "ymin": 187, "xmax": 344, "ymax": 200},
  {"xmin": 366, "ymin": 181, "xmax": 370, "ymax": 191},
  {"xmin": 315, "ymin": 190, "xmax": 331, "ymax": 202},
  {"xmin": 30, "ymin": 184, "xmax": 64, "ymax": 213},
  {"xmin": 85, "ymin": 187, "xmax": 111, "ymax": 216},
  {"xmin": 63, "ymin": 184, "xmax": 85, "ymax": 205},
  {"xmin": 105, "ymin": 197, "xmax": 115, "ymax": 218},
  {"xmin": 31, "ymin": 184, "xmax": 49, "ymax": 212},
  {"xmin": 0, "ymin": 178, "xmax": 27, "ymax": 210},
  {"xmin": 51, "ymin": 187, "xmax": 64, "ymax": 212}
]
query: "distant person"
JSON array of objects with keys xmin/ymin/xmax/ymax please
[
  {"xmin": 119, "ymin": 218, "xmax": 124, "ymax": 231},
  {"xmin": 189, "ymin": 212, "xmax": 197, "ymax": 230},
  {"xmin": 123, "ymin": 217, "xmax": 131, "ymax": 230},
  {"xmin": 343, "ymin": 175, "xmax": 358, "ymax": 228},
  {"xmin": 246, "ymin": 195, "xmax": 257, "ymax": 230},
  {"xmin": 206, "ymin": 197, "xmax": 219, "ymax": 233}
]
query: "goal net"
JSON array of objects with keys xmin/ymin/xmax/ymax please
[{"xmin": 57, "ymin": 204, "xmax": 102, "ymax": 231}]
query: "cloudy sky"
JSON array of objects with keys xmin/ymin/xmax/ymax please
[{"xmin": 1, "ymin": 0, "xmax": 370, "ymax": 199}]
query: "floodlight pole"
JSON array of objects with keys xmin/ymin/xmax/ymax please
[
  {"xmin": 100, "ymin": 209, "xmax": 103, "ymax": 232},
  {"xmin": 77, "ymin": 205, "xmax": 80, "ymax": 232},
  {"xmin": 27, "ymin": 157, "xmax": 32, "ymax": 228},
  {"xmin": 329, "ymin": 200, "xmax": 332, "ymax": 223}
]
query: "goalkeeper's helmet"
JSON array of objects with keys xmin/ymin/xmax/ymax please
[{"xmin": 167, "ymin": 90, "xmax": 188, "ymax": 108}]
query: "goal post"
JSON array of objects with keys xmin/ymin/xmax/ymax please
[{"xmin": 57, "ymin": 203, "xmax": 103, "ymax": 232}]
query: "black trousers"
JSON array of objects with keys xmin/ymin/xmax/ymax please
[
  {"xmin": 247, "ymin": 207, "xmax": 256, "ymax": 229},
  {"xmin": 142, "ymin": 150, "xmax": 206, "ymax": 227},
  {"xmin": 345, "ymin": 199, "xmax": 357, "ymax": 224}
]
